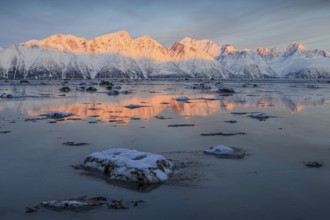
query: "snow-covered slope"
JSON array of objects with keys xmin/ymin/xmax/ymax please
[
  {"xmin": 0, "ymin": 31, "xmax": 329, "ymax": 79},
  {"xmin": 216, "ymin": 42, "xmax": 330, "ymax": 78},
  {"xmin": 257, "ymin": 42, "xmax": 330, "ymax": 78},
  {"xmin": 179, "ymin": 37, "xmax": 221, "ymax": 57},
  {"xmin": 216, "ymin": 45, "xmax": 276, "ymax": 78},
  {"xmin": 0, "ymin": 32, "xmax": 226, "ymax": 79}
]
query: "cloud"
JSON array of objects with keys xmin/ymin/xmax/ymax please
[{"xmin": 0, "ymin": 0, "xmax": 329, "ymax": 50}]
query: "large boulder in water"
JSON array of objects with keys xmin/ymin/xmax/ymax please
[{"xmin": 81, "ymin": 148, "xmax": 173, "ymax": 187}]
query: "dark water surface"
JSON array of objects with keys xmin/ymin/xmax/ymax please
[{"xmin": 0, "ymin": 80, "xmax": 330, "ymax": 220}]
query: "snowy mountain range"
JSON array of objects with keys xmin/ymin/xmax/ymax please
[{"xmin": 0, "ymin": 31, "xmax": 329, "ymax": 79}]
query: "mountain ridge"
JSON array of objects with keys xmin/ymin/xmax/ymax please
[{"xmin": 0, "ymin": 31, "xmax": 329, "ymax": 79}]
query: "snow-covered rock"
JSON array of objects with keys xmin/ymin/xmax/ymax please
[
  {"xmin": 205, "ymin": 145, "xmax": 234, "ymax": 155},
  {"xmin": 249, "ymin": 112, "xmax": 269, "ymax": 119},
  {"xmin": 41, "ymin": 200, "xmax": 91, "ymax": 209},
  {"xmin": 81, "ymin": 148, "xmax": 173, "ymax": 186},
  {"xmin": 205, "ymin": 145, "xmax": 245, "ymax": 159}
]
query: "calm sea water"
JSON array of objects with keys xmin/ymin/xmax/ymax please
[{"xmin": 0, "ymin": 80, "xmax": 330, "ymax": 220}]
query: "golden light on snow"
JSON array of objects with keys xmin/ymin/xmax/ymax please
[{"xmin": 24, "ymin": 31, "xmax": 213, "ymax": 62}]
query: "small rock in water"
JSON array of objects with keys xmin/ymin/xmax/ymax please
[
  {"xmin": 0, "ymin": 131, "xmax": 11, "ymax": 134},
  {"xmin": 155, "ymin": 116, "xmax": 172, "ymax": 120},
  {"xmin": 184, "ymin": 83, "xmax": 211, "ymax": 90},
  {"xmin": 130, "ymin": 117, "xmax": 141, "ymax": 120},
  {"xmin": 109, "ymin": 200, "xmax": 128, "ymax": 210},
  {"xmin": 131, "ymin": 200, "xmax": 145, "ymax": 207},
  {"xmin": 80, "ymin": 148, "xmax": 173, "ymax": 189},
  {"xmin": 47, "ymin": 112, "xmax": 73, "ymax": 119},
  {"xmin": 20, "ymin": 80, "xmax": 29, "ymax": 84},
  {"xmin": 99, "ymin": 80, "xmax": 112, "ymax": 86},
  {"xmin": 168, "ymin": 124, "xmax": 195, "ymax": 127},
  {"xmin": 217, "ymin": 88, "xmax": 235, "ymax": 94},
  {"xmin": 200, "ymin": 132, "xmax": 246, "ymax": 136},
  {"xmin": 59, "ymin": 87, "xmax": 70, "ymax": 93},
  {"xmin": 25, "ymin": 207, "xmax": 38, "ymax": 213},
  {"xmin": 124, "ymin": 104, "xmax": 143, "ymax": 109},
  {"xmin": 304, "ymin": 161, "xmax": 323, "ymax": 168},
  {"xmin": 120, "ymin": 90, "xmax": 133, "ymax": 94},
  {"xmin": 204, "ymin": 145, "xmax": 245, "ymax": 159},
  {"xmin": 224, "ymin": 120, "xmax": 237, "ymax": 123},
  {"xmin": 249, "ymin": 112, "xmax": 269, "ymax": 120},
  {"xmin": 62, "ymin": 142, "xmax": 89, "ymax": 146},
  {"xmin": 107, "ymin": 90, "xmax": 119, "ymax": 96},
  {"xmin": 112, "ymin": 85, "xmax": 122, "ymax": 90},
  {"xmin": 231, "ymin": 112, "xmax": 247, "ymax": 115},
  {"xmin": 175, "ymin": 96, "xmax": 190, "ymax": 102},
  {"xmin": 86, "ymin": 86, "xmax": 97, "ymax": 92},
  {"xmin": 205, "ymin": 145, "xmax": 234, "ymax": 154}
]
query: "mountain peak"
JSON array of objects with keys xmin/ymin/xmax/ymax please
[
  {"xmin": 179, "ymin": 37, "xmax": 221, "ymax": 57},
  {"xmin": 93, "ymin": 31, "xmax": 132, "ymax": 41},
  {"xmin": 256, "ymin": 48, "xmax": 270, "ymax": 56},
  {"xmin": 221, "ymin": 44, "xmax": 237, "ymax": 54},
  {"xmin": 180, "ymin": 37, "xmax": 193, "ymax": 43},
  {"xmin": 286, "ymin": 42, "xmax": 307, "ymax": 55}
]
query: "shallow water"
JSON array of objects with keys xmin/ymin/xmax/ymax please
[{"xmin": 1, "ymin": 80, "xmax": 330, "ymax": 220}]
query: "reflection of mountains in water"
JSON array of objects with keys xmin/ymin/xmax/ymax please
[
  {"xmin": 9, "ymin": 94, "xmax": 330, "ymax": 124},
  {"xmin": 24, "ymin": 95, "xmax": 222, "ymax": 124}
]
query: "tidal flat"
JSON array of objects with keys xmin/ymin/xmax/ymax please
[{"xmin": 0, "ymin": 79, "xmax": 330, "ymax": 220}]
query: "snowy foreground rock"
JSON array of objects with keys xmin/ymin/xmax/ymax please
[
  {"xmin": 204, "ymin": 145, "xmax": 245, "ymax": 159},
  {"xmin": 81, "ymin": 148, "xmax": 173, "ymax": 187}
]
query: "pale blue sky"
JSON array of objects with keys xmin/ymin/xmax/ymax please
[{"xmin": 0, "ymin": 0, "xmax": 329, "ymax": 50}]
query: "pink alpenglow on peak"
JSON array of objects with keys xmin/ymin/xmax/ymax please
[
  {"xmin": 23, "ymin": 31, "xmax": 214, "ymax": 62},
  {"xmin": 179, "ymin": 37, "xmax": 221, "ymax": 57}
]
